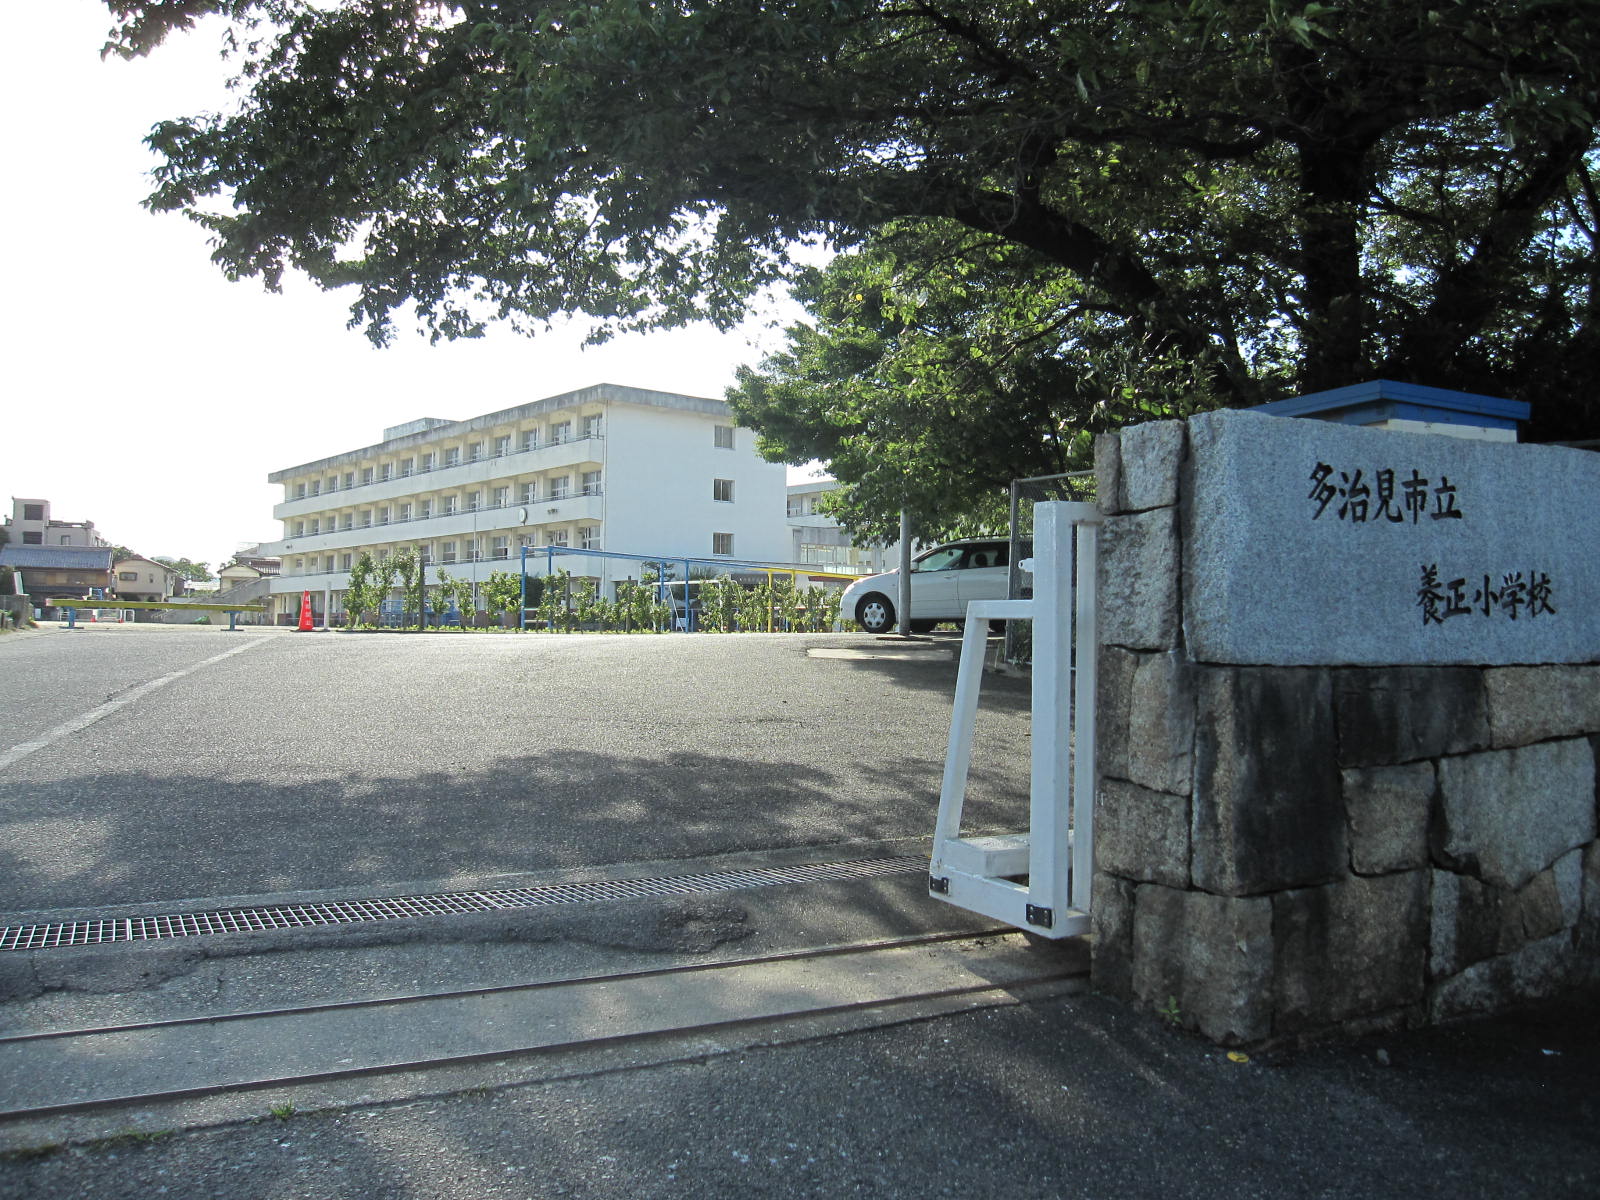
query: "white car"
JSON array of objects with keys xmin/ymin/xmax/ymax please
[{"xmin": 841, "ymin": 538, "xmax": 1025, "ymax": 634}]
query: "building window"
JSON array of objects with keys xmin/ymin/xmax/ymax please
[
  {"xmin": 521, "ymin": 429, "xmax": 538, "ymax": 452},
  {"xmin": 466, "ymin": 539, "xmax": 481, "ymax": 561},
  {"xmin": 398, "ymin": 503, "xmax": 411, "ymax": 522},
  {"xmin": 359, "ymin": 510, "xmax": 372, "ymax": 528},
  {"xmin": 400, "ymin": 457, "xmax": 414, "ymax": 477},
  {"xmin": 582, "ymin": 414, "xmax": 603, "ymax": 440},
  {"xmin": 713, "ymin": 478, "xmax": 734, "ymax": 503},
  {"xmin": 492, "ymin": 486, "xmax": 509, "ymax": 508},
  {"xmin": 343, "ymin": 472, "xmax": 355, "ymax": 489},
  {"xmin": 309, "ymin": 518, "xmax": 320, "ymax": 534},
  {"xmin": 581, "ymin": 470, "xmax": 602, "ymax": 496},
  {"xmin": 467, "ymin": 491, "xmax": 482, "ymax": 511},
  {"xmin": 443, "ymin": 447, "xmax": 460, "ymax": 468},
  {"xmin": 495, "ymin": 435, "xmax": 512, "ymax": 457},
  {"xmin": 326, "ymin": 477, "xmax": 338, "ymax": 492},
  {"xmin": 579, "ymin": 526, "xmax": 599, "ymax": 549},
  {"xmin": 119, "ymin": 571, "xmax": 138, "ymax": 582},
  {"xmin": 22, "ymin": 503, "xmax": 43, "ymax": 521},
  {"xmin": 714, "ymin": 424, "xmax": 735, "ymax": 449},
  {"xmin": 361, "ymin": 467, "xmax": 374, "ymax": 485},
  {"xmin": 418, "ymin": 544, "xmax": 432, "ymax": 563},
  {"xmin": 419, "ymin": 499, "xmax": 432, "ymax": 520},
  {"xmin": 443, "ymin": 495, "xmax": 457, "ymax": 515},
  {"xmin": 294, "ymin": 558, "xmax": 304, "ymax": 572},
  {"xmin": 549, "ymin": 476, "xmax": 570, "ymax": 500},
  {"xmin": 713, "ymin": 532, "xmax": 734, "ymax": 556},
  {"xmin": 467, "ymin": 441, "xmax": 484, "ymax": 462},
  {"xmin": 441, "ymin": 541, "xmax": 457, "ymax": 564},
  {"xmin": 380, "ymin": 463, "xmax": 392, "ymax": 482},
  {"xmin": 21, "ymin": 532, "xmax": 41, "ymax": 544},
  {"xmin": 547, "ymin": 529, "xmax": 569, "ymax": 547},
  {"xmin": 342, "ymin": 514, "xmax": 354, "ymax": 530},
  {"xmin": 293, "ymin": 521, "xmax": 305, "ymax": 537},
  {"xmin": 324, "ymin": 556, "xmax": 335, "ymax": 572},
  {"xmin": 419, "ymin": 452, "xmax": 434, "ymax": 473},
  {"xmin": 549, "ymin": 421, "xmax": 571, "ymax": 445},
  {"xmin": 296, "ymin": 483, "xmax": 307, "ymax": 499},
  {"xmin": 491, "ymin": 535, "xmax": 509, "ymax": 559},
  {"xmin": 378, "ymin": 507, "xmax": 391, "ymax": 525},
  {"xmin": 311, "ymin": 480, "xmax": 322, "ymax": 497},
  {"xmin": 340, "ymin": 553, "xmax": 352, "ymax": 570},
  {"xmin": 520, "ymin": 483, "xmax": 536, "ymax": 504}
]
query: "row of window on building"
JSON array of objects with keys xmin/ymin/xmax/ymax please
[
  {"xmin": 289, "ymin": 474, "xmax": 741, "ymax": 539},
  {"xmin": 289, "ymin": 415, "xmax": 610, "ymax": 500}
]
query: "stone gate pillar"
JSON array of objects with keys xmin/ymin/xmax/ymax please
[{"xmin": 1090, "ymin": 409, "xmax": 1600, "ymax": 1043}]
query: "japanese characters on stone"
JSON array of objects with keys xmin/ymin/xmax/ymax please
[{"xmin": 1308, "ymin": 463, "xmax": 1463, "ymax": 523}]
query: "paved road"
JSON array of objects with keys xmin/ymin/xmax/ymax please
[
  {"xmin": 2, "ymin": 986, "xmax": 1594, "ymax": 1199},
  {"xmin": 1, "ymin": 625, "xmax": 1030, "ymax": 914}
]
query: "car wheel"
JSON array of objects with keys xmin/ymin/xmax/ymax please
[{"xmin": 856, "ymin": 593, "xmax": 895, "ymax": 633}]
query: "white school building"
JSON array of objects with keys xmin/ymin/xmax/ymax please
[{"xmin": 261, "ymin": 384, "xmax": 789, "ymax": 622}]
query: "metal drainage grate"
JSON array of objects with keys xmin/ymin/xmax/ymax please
[{"xmin": 0, "ymin": 856, "xmax": 926, "ymax": 952}]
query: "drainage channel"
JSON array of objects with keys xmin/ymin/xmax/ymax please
[{"xmin": 0, "ymin": 856, "xmax": 927, "ymax": 952}]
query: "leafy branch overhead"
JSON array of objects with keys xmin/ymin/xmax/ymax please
[{"xmin": 109, "ymin": 1, "xmax": 1600, "ymax": 486}]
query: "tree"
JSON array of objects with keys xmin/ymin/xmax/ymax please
[
  {"xmin": 344, "ymin": 550, "xmax": 377, "ymax": 626},
  {"xmin": 481, "ymin": 570, "xmax": 523, "ymax": 622},
  {"xmin": 109, "ymin": 1, "xmax": 1600, "ymax": 448},
  {"xmin": 154, "ymin": 556, "xmax": 212, "ymax": 582}
]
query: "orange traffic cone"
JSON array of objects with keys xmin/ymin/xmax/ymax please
[{"xmin": 297, "ymin": 590, "xmax": 314, "ymax": 632}]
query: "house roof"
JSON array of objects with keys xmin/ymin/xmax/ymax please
[
  {"xmin": 0, "ymin": 546, "xmax": 113, "ymax": 569},
  {"xmin": 114, "ymin": 557, "xmax": 182, "ymax": 574}
]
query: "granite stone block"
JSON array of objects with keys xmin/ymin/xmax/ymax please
[
  {"xmin": 1120, "ymin": 420, "xmax": 1185, "ymax": 512},
  {"xmin": 1094, "ymin": 432, "xmax": 1126, "ymax": 516},
  {"xmin": 1132, "ymin": 885, "xmax": 1273, "ymax": 1045},
  {"xmin": 1097, "ymin": 778, "xmax": 1190, "ymax": 888},
  {"xmin": 1088, "ymin": 871, "xmax": 1136, "ymax": 1000},
  {"xmin": 1334, "ymin": 667, "xmax": 1489, "ymax": 767},
  {"xmin": 1183, "ymin": 409, "xmax": 1600, "ymax": 666},
  {"xmin": 1100, "ymin": 508, "xmax": 1181, "ymax": 651},
  {"xmin": 1191, "ymin": 667, "xmax": 1346, "ymax": 896},
  {"xmin": 1555, "ymin": 846, "xmax": 1584, "ymax": 928},
  {"xmin": 1436, "ymin": 739, "xmax": 1596, "ymax": 889},
  {"xmin": 1272, "ymin": 871, "xmax": 1427, "ymax": 1032},
  {"xmin": 1342, "ymin": 761, "xmax": 1433, "ymax": 874},
  {"xmin": 1096, "ymin": 646, "xmax": 1138, "ymax": 782},
  {"xmin": 1128, "ymin": 650, "xmax": 1196, "ymax": 795},
  {"xmin": 1485, "ymin": 665, "xmax": 1600, "ymax": 748},
  {"xmin": 1428, "ymin": 931, "xmax": 1575, "ymax": 1022}
]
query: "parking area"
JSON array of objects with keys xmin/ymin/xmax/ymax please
[{"xmin": 0, "ymin": 626, "xmax": 1032, "ymax": 915}]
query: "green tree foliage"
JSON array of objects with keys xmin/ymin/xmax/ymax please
[
  {"xmin": 343, "ymin": 551, "xmax": 376, "ymax": 626},
  {"xmin": 109, "ymin": 0, "xmax": 1600, "ymax": 455},
  {"xmin": 481, "ymin": 570, "xmax": 523, "ymax": 619},
  {"xmin": 153, "ymin": 556, "xmax": 212, "ymax": 582}
]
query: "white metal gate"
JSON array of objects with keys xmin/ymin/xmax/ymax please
[{"xmin": 929, "ymin": 501, "xmax": 1101, "ymax": 937}]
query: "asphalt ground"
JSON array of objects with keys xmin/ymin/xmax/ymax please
[
  {"xmin": 1, "ymin": 985, "xmax": 1594, "ymax": 1199},
  {"xmin": 0, "ymin": 624, "xmax": 1031, "ymax": 915}
]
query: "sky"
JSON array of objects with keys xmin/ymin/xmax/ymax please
[{"xmin": 1, "ymin": 1, "xmax": 813, "ymax": 568}]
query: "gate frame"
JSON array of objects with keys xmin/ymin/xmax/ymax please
[{"xmin": 928, "ymin": 501, "xmax": 1102, "ymax": 937}]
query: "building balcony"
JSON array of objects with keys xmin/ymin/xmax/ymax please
[
  {"xmin": 274, "ymin": 435, "xmax": 605, "ymax": 519},
  {"xmin": 268, "ymin": 493, "xmax": 605, "ymax": 558}
]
